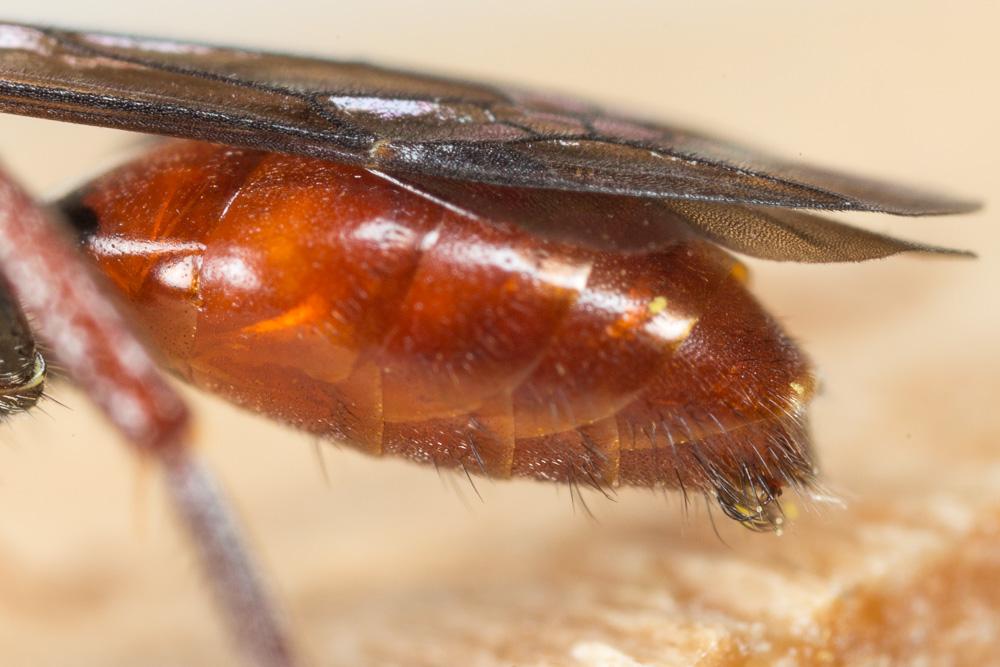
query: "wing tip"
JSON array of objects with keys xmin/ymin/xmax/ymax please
[
  {"xmin": 905, "ymin": 245, "xmax": 977, "ymax": 260},
  {"xmin": 827, "ymin": 186, "xmax": 982, "ymax": 217},
  {"xmin": 876, "ymin": 197, "xmax": 983, "ymax": 217}
]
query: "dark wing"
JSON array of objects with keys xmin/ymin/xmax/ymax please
[
  {"xmin": 377, "ymin": 172, "xmax": 972, "ymax": 261},
  {"xmin": 0, "ymin": 21, "xmax": 978, "ymax": 217}
]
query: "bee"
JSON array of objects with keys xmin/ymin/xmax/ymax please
[{"xmin": 0, "ymin": 21, "xmax": 976, "ymax": 667}]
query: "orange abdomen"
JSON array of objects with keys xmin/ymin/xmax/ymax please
[{"xmin": 68, "ymin": 141, "xmax": 816, "ymax": 528}]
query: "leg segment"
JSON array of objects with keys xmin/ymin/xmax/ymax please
[
  {"xmin": 0, "ymin": 279, "xmax": 44, "ymax": 416},
  {"xmin": 0, "ymin": 166, "xmax": 296, "ymax": 667}
]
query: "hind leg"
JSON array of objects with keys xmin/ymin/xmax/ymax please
[{"xmin": 0, "ymin": 166, "xmax": 297, "ymax": 667}]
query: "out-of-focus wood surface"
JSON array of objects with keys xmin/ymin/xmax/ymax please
[{"xmin": 0, "ymin": 3, "xmax": 996, "ymax": 665}]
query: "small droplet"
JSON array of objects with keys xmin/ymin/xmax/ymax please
[{"xmin": 647, "ymin": 295, "xmax": 668, "ymax": 314}]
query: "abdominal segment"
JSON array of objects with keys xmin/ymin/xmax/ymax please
[{"xmin": 70, "ymin": 140, "xmax": 817, "ymax": 530}]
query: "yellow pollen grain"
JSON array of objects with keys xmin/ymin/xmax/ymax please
[
  {"xmin": 729, "ymin": 262, "xmax": 749, "ymax": 283},
  {"xmin": 647, "ymin": 295, "xmax": 668, "ymax": 314}
]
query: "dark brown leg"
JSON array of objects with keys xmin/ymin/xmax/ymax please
[{"xmin": 0, "ymin": 166, "xmax": 296, "ymax": 666}]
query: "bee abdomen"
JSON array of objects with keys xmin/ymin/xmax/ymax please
[{"xmin": 72, "ymin": 140, "xmax": 816, "ymax": 527}]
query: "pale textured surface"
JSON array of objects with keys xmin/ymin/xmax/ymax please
[{"xmin": 0, "ymin": 2, "xmax": 997, "ymax": 666}]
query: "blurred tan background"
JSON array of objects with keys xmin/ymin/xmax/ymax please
[{"xmin": 0, "ymin": 2, "xmax": 996, "ymax": 665}]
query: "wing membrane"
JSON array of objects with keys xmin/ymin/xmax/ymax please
[
  {"xmin": 0, "ymin": 22, "xmax": 978, "ymax": 216},
  {"xmin": 381, "ymin": 172, "xmax": 971, "ymax": 261}
]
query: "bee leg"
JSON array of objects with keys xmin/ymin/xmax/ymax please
[
  {"xmin": 0, "ymin": 281, "xmax": 45, "ymax": 418},
  {"xmin": 0, "ymin": 167, "xmax": 297, "ymax": 667}
]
